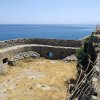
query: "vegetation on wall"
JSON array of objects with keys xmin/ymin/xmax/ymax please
[{"xmin": 76, "ymin": 40, "xmax": 97, "ymax": 73}]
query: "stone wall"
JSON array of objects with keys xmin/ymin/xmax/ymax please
[
  {"xmin": 0, "ymin": 38, "xmax": 82, "ymax": 73},
  {"xmin": 93, "ymin": 53, "xmax": 100, "ymax": 100},
  {"xmin": 95, "ymin": 47, "xmax": 100, "ymax": 100},
  {"xmin": 0, "ymin": 38, "xmax": 82, "ymax": 48},
  {"xmin": 0, "ymin": 44, "xmax": 78, "ymax": 65}
]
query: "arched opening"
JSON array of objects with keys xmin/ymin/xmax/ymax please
[
  {"xmin": 47, "ymin": 51, "xmax": 53, "ymax": 58},
  {"xmin": 3, "ymin": 58, "xmax": 8, "ymax": 64}
]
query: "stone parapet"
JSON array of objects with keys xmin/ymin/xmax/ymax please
[{"xmin": 0, "ymin": 38, "xmax": 82, "ymax": 48}]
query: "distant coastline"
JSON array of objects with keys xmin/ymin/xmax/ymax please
[{"xmin": 80, "ymin": 35, "xmax": 90, "ymax": 40}]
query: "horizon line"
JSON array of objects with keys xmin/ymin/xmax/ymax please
[{"xmin": 0, "ymin": 23, "xmax": 97, "ymax": 25}]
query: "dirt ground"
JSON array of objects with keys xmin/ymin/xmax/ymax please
[{"xmin": 0, "ymin": 58, "xmax": 77, "ymax": 100}]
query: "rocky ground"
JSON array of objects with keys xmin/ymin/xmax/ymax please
[{"xmin": 0, "ymin": 58, "xmax": 77, "ymax": 100}]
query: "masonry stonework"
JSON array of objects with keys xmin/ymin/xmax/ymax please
[
  {"xmin": 0, "ymin": 38, "xmax": 82, "ymax": 73},
  {"xmin": 0, "ymin": 38, "xmax": 82, "ymax": 48}
]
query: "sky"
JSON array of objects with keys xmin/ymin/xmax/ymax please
[{"xmin": 0, "ymin": 0, "xmax": 100, "ymax": 24}]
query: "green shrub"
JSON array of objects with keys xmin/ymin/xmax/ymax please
[
  {"xmin": 76, "ymin": 46, "xmax": 86, "ymax": 64},
  {"xmin": 76, "ymin": 40, "xmax": 97, "ymax": 72}
]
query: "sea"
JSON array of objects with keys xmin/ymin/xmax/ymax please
[{"xmin": 0, "ymin": 24, "xmax": 96, "ymax": 41}]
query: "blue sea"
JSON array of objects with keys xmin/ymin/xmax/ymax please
[{"xmin": 0, "ymin": 24, "xmax": 96, "ymax": 41}]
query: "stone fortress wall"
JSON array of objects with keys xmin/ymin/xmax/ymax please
[
  {"xmin": 92, "ymin": 30, "xmax": 100, "ymax": 100},
  {"xmin": 0, "ymin": 38, "xmax": 82, "ymax": 65},
  {"xmin": 0, "ymin": 38, "xmax": 82, "ymax": 48}
]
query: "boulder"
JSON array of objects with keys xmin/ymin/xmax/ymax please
[{"xmin": 63, "ymin": 55, "xmax": 77, "ymax": 62}]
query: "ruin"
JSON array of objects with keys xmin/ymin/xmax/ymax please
[
  {"xmin": 0, "ymin": 38, "xmax": 82, "ymax": 65},
  {"xmin": 0, "ymin": 33, "xmax": 100, "ymax": 100}
]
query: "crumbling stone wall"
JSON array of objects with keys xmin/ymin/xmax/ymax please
[
  {"xmin": 0, "ymin": 38, "xmax": 82, "ymax": 74},
  {"xmin": 0, "ymin": 44, "xmax": 78, "ymax": 65},
  {"xmin": 0, "ymin": 38, "xmax": 82, "ymax": 48}
]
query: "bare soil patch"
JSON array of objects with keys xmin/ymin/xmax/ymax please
[{"xmin": 0, "ymin": 58, "xmax": 77, "ymax": 100}]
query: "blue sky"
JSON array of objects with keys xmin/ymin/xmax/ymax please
[{"xmin": 0, "ymin": 0, "xmax": 100, "ymax": 24}]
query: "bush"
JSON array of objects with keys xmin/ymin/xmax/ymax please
[
  {"xmin": 76, "ymin": 46, "xmax": 86, "ymax": 64},
  {"xmin": 76, "ymin": 40, "xmax": 97, "ymax": 73}
]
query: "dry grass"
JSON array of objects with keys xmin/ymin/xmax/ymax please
[{"xmin": 0, "ymin": 58, "xmax": 77, "ymax": 100}]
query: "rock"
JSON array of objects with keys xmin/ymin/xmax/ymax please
[
  {"xmin": 8, "ymin": 61, "xmax": 16, "ymax": 66},
  {"xmin": 23, "ymin": 52, "xmax": 30, "ymax": 58},
  {"xmin": 63, "ymin": 55, "xmax": 77, "ymax": 62},
  {"xmin": 30, "ymin": 51, "xmax": 40, "ymax": 58},
  {"xmin": 36, "ymin": 83, "xmax": 51, "ymax": 90},
  {"xmin": 0, "ymin": 64, "xmax": 9, "ymax": 74},
  {"xmin": 6, "ymin": 51, "xmax": 40, "ymax": 67},
  {"xmin": 13, "ymin": 51, "xmax": 40, "ymax": 61},
  {"xmin": 92, "ymin": 77, "xmax": 98, "ymax": 87},
  {"xmin": 14, "ymin": 55, "xmax": 20, "ymax": 59},
  {"xmin": 92, "ymin": 95, "xmax": 97, "ymax": 100}
]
